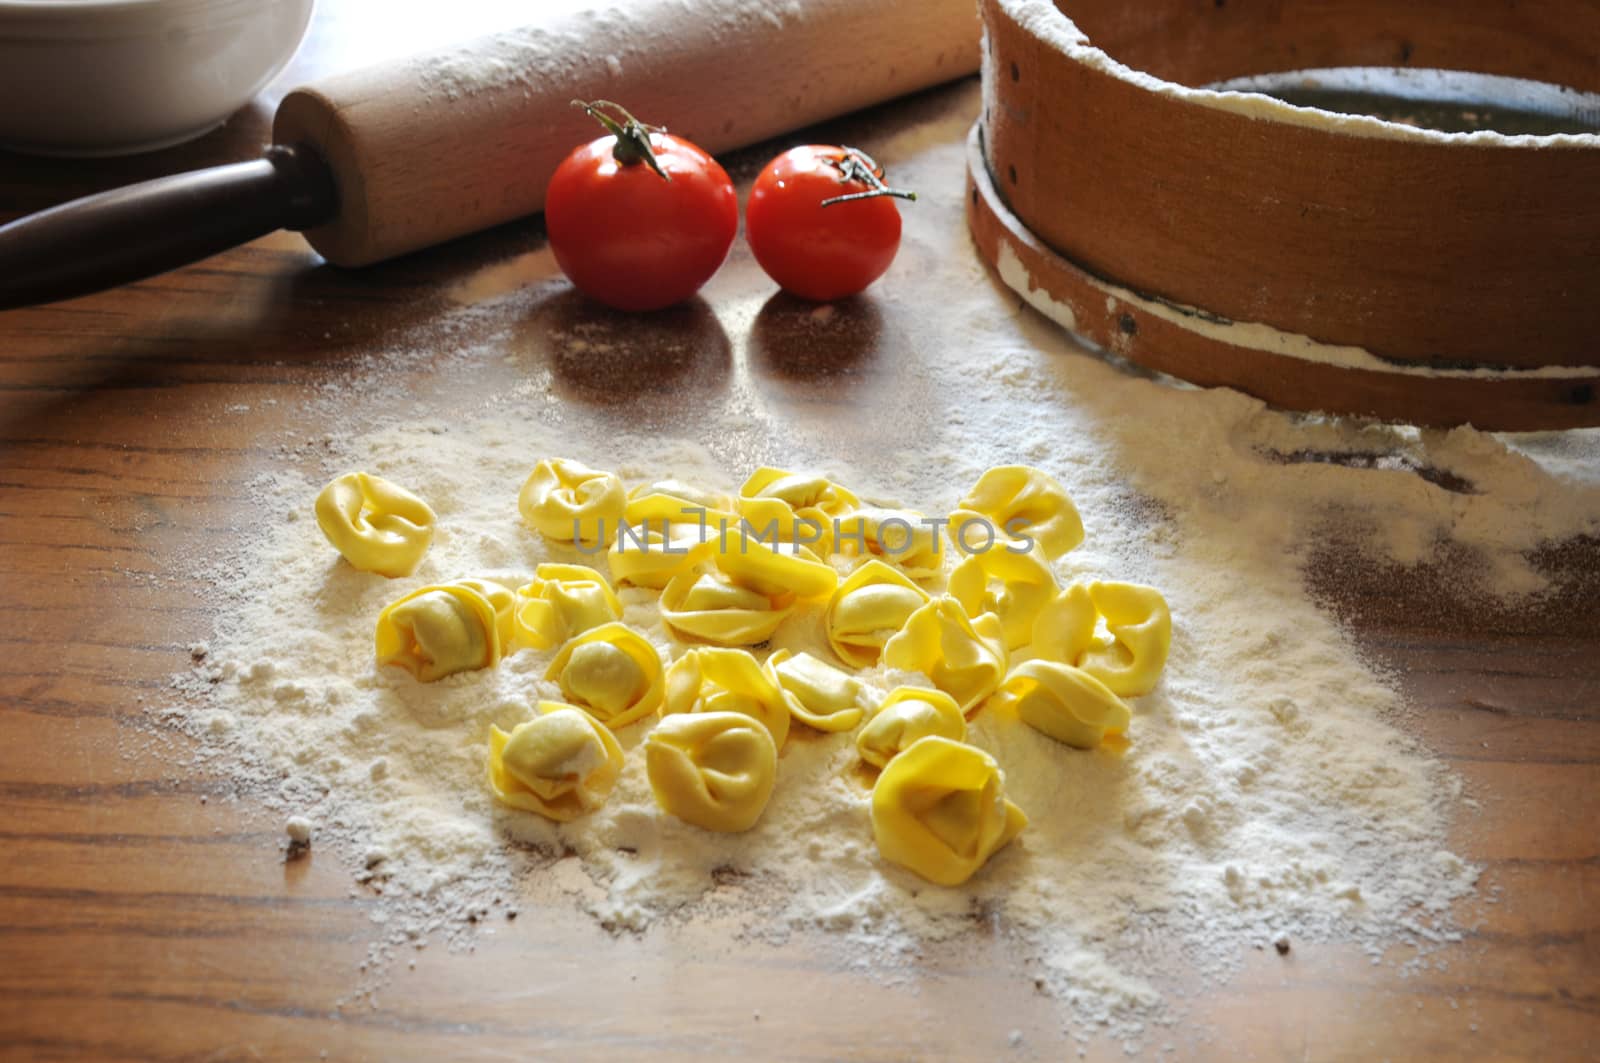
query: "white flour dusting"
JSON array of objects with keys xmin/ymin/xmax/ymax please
[{"xmin": 161, "ymin": 88, "xmax": 1600, "ymax": 1052}]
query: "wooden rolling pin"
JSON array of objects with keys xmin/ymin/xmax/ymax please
[{"xmin": 0, "ymin": 0, "xmax": 978, "ymax": 308}]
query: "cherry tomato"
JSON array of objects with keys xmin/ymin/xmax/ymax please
[
  {"xmin": 745, "ymin": 145, "xmax": 912, "ymax": 302},
  {"xmin": 546, "ymin": 101, "xmax": 738, "ymax": 312}
]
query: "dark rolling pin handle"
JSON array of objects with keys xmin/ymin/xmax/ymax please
[{"xmin": 0, "ymin": 144, "xmax": 337, "ymax": 312}]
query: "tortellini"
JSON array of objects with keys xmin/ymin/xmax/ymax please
[
  {"xmin": 989, "ymin": 661, "xmax": 1131, "ymax": 748},
  {"xmin": 871, "ymin": 736, "xmax": 1028, "ymax": 886},
  {"xmin": 766, "ymin": 649, "xmax": 863, "ymax": 732},
  {"xmin": 949, "ymin": 465, "xmax": 1084, "ymax": 561},
  {"xmin": 1029, "ymin": 583, "xmax": 1098, "ymax": 664},
  {"xmin": 455, "ymin": 578, "xmax": 516, "ymax": 651},
  {"xmin": 514, "ymin": 564, "xmax": 621, "ymax": 650},
  {"xmin": 315, "ymin": 471, "xmax": 436, "ymax": 578},
  {"xmin": 518, "ymin": 458, "xmax": 625, "ymax": 544},
  {"xmin": 545, "ymin": 622, "xmax": 664, "ymax": 729},
  {"xmin": 659, "ymin": 541, "xmax": 835, "ymax": 646},
  {"xmin": 825, "ymin": 560, "xmax": 931, "ymax": 668},
  {"xmin": 832, "ymin": 507, "xmax": 943, "ymax": 581},
  {"xmin": 716, "ymin": 538, "xmax": 838, "ymax": 600},
  {"xmin": 375, "ymin": 581, "xmax": 502, "ymax": 682},
  {"xmin": 660, "ymin": 567, "xmax": 793, "ymax": 646},
  {"xmin": 487, "ymin": 702, "xmax": 623, "ymax": 821},
  {"xmin": 663, "ymin": 647, "xmax": 790, "ymax": 747},
  {"xmin": 856, "ymin": 686, "xmax": 966, "ymax": 769},
  {"xmin": 1078, "ymin": 582, "xmax": 1172, "ymax": 697},
  {"xmin": 646, "ymin": 710, "xmax": 778, "ymax": 832},
  {"xmin": 738, "ymin": 467, "xmax": 860, "ymax": 551},
  {"xmin": 625, "ymin": 481, "xmax": 737, "ymax": 529},
  {"xmin": 947, "ymin": 547, "xmax": 1059, "ymax": 651},
  {"xmin": 1027, "ymin": 581, "xmax": 1172, "ymax": 697},
  {"xmin": 882, "ymin": 597, "xmax": 1007, "ymax": 717},
  {"xmin": 740, "ymin": 466, "xmax": 860, "ymax": 520},
  {"xmin": 607, "ymin": 525, "xmax": 714, "ymax": 590}
]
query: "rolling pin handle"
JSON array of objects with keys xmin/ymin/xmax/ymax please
[{"xmin": 0, "ymin": 143, "xmax": 338, "ymax": 312}]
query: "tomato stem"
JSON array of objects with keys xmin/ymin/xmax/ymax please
[
  {"xmin": 820, "ymin": 147, "xmax": 916, "ymax": 207},
  {"xmin": 571, "ymin": 99, "xmax": 671, "ymax": 182}
]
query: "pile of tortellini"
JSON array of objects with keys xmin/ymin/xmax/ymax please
[{"xmin": 313, "ymin": 460, "xmax": 1171, "ymax": 888}]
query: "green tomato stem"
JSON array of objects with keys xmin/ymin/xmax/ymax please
[{"xmin": 571, "ymin": 99, "xmax": 671, "ymax": 182}]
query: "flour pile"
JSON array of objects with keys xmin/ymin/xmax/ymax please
[{"xmin": 161, "ymin": 90, "xmax": 1600, "ymax": 1050}]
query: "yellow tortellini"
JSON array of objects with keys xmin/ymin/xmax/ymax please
[
  {"xmin": 989, "ymin": 660, "xmax": 1131, "ymax": 749},
  {"xmin": 1026, "ymin": 581, "xmax": 1172, "ymax": 698},
  {"xmin": 646, "ymin": 710, "xmax": 778, "ymax": 833},
  {"xmin": 716, "ymin": 538, "xmax": 838, "ymax": 600},
  {"xmin": 949, "ymin": 465, "xmax": 1084, "ymax": 561},
  {"xmin": 315, "ymin": 471, "xmax": 436, "ymax": 578},
  {"xmin": 455, "ymin": 578, "xmax": 516, "ymax": 651},
  {"xmin": 739, "ymin": 466, "xmax": 860, "ymax": 520},
  {"xmin": 766, "ymin": 649, "xmax": 863, "ymax": 732},
  {"xmin": 544, "ymin": 622, "xmax": 664, "ymax": 729},
  {"xmin": 659, "ymin": 540, "xmax": 835, "ymax": 646},
  {"xmin": 1029, "ymin": 582, "xmax": 1098, "ymax": 663},
  {"xmin": 487, "ymin": 702, "xmax": 624, "ymax": 821},
  {"xmin": 856, "ymin": 686, "xmax": 966, "ymax": 769},
  {"xmin": 825, "ymin": 560, "xmax": 931, "ymax": 668},
  {"xmin": 1078, "ymin": 582, "xmax": 1172, "ymax": 697},
  {"xmin": 375, "ymin": 581, "xmax": 502, "ymax": 682},
  {"xmin": 832, "ymin": 507, "xmax": 943, "ymax": 581},
  {"xmin": 663, "ymin": 647, "xmax": 790, "ymax": 747},
  {"xmin": 660, "ymin": 567, "xmax": 793, "ymax": 646},
  {"xmin": 518, "ymin": 458, "xmax": 625, "ymax": 544},
  {"xmin": 607, "ymin": 524, "xmax": 715, "ymax": 590},
  {"xmin": 738, "ymin": 467, "xmax": 860, "ymax": 551},
  {"xmin": 871, "ymin": 735, "xmax": 1028, "ymax": 886},
  {"xmin": 946, "ymin": 547, "xmax": 1059, "ymax": 651},
  {"xmin": 513, "ymin": 564, "xmax": 621, "ymax": 650},
  {"xmin": 625, "ymin": 481, "xmax": 737, "ymax": 529},
  {"xmin": 882, "ymin": 597, "xmax": 1007, "ymax": 717}
]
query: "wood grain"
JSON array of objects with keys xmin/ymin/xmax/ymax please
[{"xmin": 2, "ymin": 3, "xmax": 1597, "ymax": 1061}]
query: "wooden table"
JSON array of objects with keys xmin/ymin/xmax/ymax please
[{"xmin": 2, "ymin": 3, "xmax": 1596, "ymax": 1059}]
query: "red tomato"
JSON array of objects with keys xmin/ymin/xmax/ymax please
[
  {"xmin": 546, "ymin": 101, "xmax": 738, "ymax": 312},
  {"xmin": 745, "ymin": 145, "xmax": 911, "ymax": 302}
]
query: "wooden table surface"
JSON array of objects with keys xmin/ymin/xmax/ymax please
[{"xmin": 2, "ymin": 3, "xmax": 1596, "ymax": 1060}]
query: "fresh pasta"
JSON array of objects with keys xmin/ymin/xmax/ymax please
[
  {"xmin": 765, "ymin": 649, "xmax": 863, "ymax": 732},
  {"xmin": 646, "ymin": 710, "xmax": 778, "ymax": 832},
  {"xmin": 544, "ymin": 622, "xmax": 664, "ymax": 729},
  {"xmin": 375, "ymin": 581, "xmax": 502, "ymax": 682},
  {"xmin": 663, "ymin": 646, "xmax": 791, "ymax": 747},
  {"xmin": 825, "ymin": 559, "xmax": 930, "ymax": 668},
  {"xmin": 315, "ymin": 471, "xmax": 435, "ymax": 578},
  {"xmin": 882, "ymin": 597, "xmax": 1007, "ymax": 716},
  {"xmin": 518, "ymin": 458, "xmax": 625, "ymax": 544},
  {"xmin": 990, "ymin": 660, "xmax": 1131, "ymax": 748},
  {"xmin": 871, "ymin": 736, "xmax": 1027, "ymax": 886},
  {"xmin": 856, "ymin": 686, "xmax": 966, "ymax": 769},
  {"xmin": 949, "ymin": 465, "xmax": 1084, "ymax": 560},
  {"xmin": 514, "ymin": 564, "xmax": 621, "ymax": 650},
  {"xmin": 487, "ymin": 702, "xmax": 624, "ymax": 821}
]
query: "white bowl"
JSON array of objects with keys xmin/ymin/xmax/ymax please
[{"xmin": 0, "ymin": 0, "xmax": 313, "ymax": 156}]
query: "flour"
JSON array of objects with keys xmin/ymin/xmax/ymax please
[{"xmin": 158, "ymin": 86, "xmax": 1600, "ymax": 1052}]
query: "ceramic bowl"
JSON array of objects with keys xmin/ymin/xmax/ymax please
[{"xmin": 0, "ymin": 0, "xmax": 314, "ymax": 156}]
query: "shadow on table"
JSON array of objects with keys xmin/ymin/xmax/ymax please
[{"xmin": 510, "ymin": 288, "xmax": 733, "ymax": 424}]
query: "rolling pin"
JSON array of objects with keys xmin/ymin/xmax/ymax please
[{"xmin": 0, "ymin": 0, "xmax": 978, "ymax": 310}]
